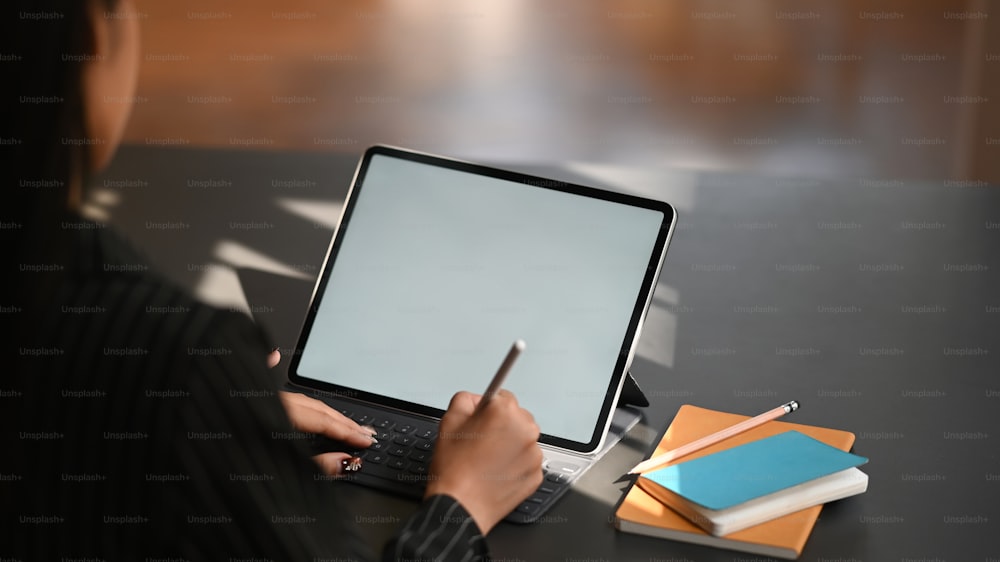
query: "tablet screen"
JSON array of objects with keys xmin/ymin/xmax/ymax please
[{"xmin": 293, "ymin": 147, "xmax": 674, "ymax": 452}]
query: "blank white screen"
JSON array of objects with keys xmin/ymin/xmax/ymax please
[{"xmin": 298, "ymin": 154, "xmax": 664, "ymax": 444}]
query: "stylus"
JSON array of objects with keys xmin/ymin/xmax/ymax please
[
  {"xmin": 474, "ymin": 339, "xmax": 526, "ymax": 414},
  {"xmin": 627, "ymin": 400, "xmax": 800, "ymax": 474}
]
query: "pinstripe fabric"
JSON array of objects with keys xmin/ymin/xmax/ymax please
[
  {"xmin": 3, "ymin": 220, "xmax": 488, "ymax": 562},
  {"xmin": 385, "ymin": 494, "xmax": 487, "ymax": 562}
]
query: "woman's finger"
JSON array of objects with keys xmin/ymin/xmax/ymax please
[
  {"xmin": 313, "ymin": 452, "xmax": 363, "ymax": 477},
  {"xmin": 279, "ymin": 392, "xmax": 376, "ymax": 448},
  {"xmin": 266, "ymin": 349, "xmax": 281, "ymax": 369}
]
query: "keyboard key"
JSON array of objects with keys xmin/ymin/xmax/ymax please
[
  {"xmin": 516, "ymin": 502, "xmax": 540, "ymax": 515},
  {"xmin": 408, "ymin": 451, "xmax": 430, "ymax": 463},
  {"xmin": 415, "ymin": 428, "xmax": 436, "ymax": 439},
  {"xmin": 356, "ymin": 462, "xmax": 396, "ymax": 481},
  {"xmin": 393, "ymin": 435, "xmax": 416, "ymax": 447},
  {"xmin": 374, "ymin": 418, "xmax": 395, "ymax": 430},
  {"xmin": 416, "ymin": 440, "xmax": 434, "ymax": 451},
  {"xmin": 338, "ymin": 409, "xmax": 353, "ymax": 418},
  {"xmin": 409, "ymin": 464, "xmax": 428, "ymax": 475},
  {"xmin": 387, "ymin": 446, "xmax": 407, "ymax": 457},
  {"xmin": 545, "ymin": 472, "xmax": 570, "ymax": 484},
  {"xmin": 352, "ymin": 414, "xmax": 373, "ymax": 425},
  {"xmin": 365, "ymin": 452, "xmax": 386, "ymax": 464},
  {"xmin": 388, "ymin": 459, "xmax": 408, "ymax": 471},
  {"xmin": 545, "ymin": 460, "xmax": 583, "ymax": 474},
  {"xmin": 537, "ymin": 485, "xmax": 557, "ymax": 494},
  {"xmin": 396, "ymin": 424, "xmax": 414, "ymax": 434},
  {"xmin": 368, "ymin": 441, "xmax": 385, "ymax": 452}
]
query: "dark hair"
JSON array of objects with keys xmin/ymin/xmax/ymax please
[
  {"xmin": 3, "ymin": 1, "xmax": 97, "ymax": 225},
  {"xmin": 2, "ymin": 0, "xmax": 119, "ymax": 335}
]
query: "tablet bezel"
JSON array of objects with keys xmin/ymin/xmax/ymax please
[{"xmin": 288, "ymin": 145, "xmax": 676, "ymax": 454}]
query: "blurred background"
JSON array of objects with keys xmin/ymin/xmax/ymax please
[{"xmin": 122, "ymin": 0, "xmax": 999, "ymax": 183}]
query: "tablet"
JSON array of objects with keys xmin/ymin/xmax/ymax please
[{"xmin": 289, "ymin": 145, "xmax": 676, "ymax": 454}]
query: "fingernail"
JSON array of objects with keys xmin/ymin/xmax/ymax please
[
  {"xmin": 341, "ymin": 456, "xmax": 363, "ymax": 473},
  {"xmin": 357, "ymin": 426, "xmax": 378, "ymax": 443}
]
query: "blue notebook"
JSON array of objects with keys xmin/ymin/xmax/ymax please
[{"xmin": 643, "ymin": 430, "xmax": 869, "ymax": 510}]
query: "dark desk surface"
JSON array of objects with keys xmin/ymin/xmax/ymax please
[{"xmin": 98, "ymin": 145, "xmax": 999, "ymax": 561}]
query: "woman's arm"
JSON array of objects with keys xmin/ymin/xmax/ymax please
[{"xmin": 178, "ymin": 311, "xmax": 540, "ymax": 561}]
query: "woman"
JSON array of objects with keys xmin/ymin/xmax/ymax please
[{"xmin": 2, "ymin": 0, "xmax": 543, "ymax": 559}]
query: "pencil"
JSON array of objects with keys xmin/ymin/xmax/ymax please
[
  {"xmin": 627, "ymin": 400, "xmax": 800, "ymax": 475},
  {"xmin": 474, "ymin": 339, "xmax": 525, "ymax": 414}
]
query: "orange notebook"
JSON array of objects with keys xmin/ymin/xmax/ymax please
[{"xmin": 613, "ymin": 404, "xmax": 857, "ymax": 560}]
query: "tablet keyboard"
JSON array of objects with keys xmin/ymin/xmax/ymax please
[{"xmin": 309, "ymin": 400, "xmax": 584, "ymax": 524}]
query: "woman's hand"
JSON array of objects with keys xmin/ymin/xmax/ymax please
[
  {"xmin": 425, "ymin": 390, "xmax": 544, "ymax": 535},
  {"xmin": 268, "ymin": 350, "xmax": 376, "ymax": 476}
]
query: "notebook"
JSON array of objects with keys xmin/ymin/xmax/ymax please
[
  {"xmin": 287, "ymin": 145, "xmax": 677, "ymax": 522},
  {"xmin": 638, "ymin": 430, "xmax": 869, "ymax": 535},
  {"xmin": 613, "ymin": 405, "xmax": 860, "ymax": 559}
]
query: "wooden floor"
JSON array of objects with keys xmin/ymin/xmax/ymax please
[{"xmin": 122, "ymin": 0, "xmax": 998, "ymax": 183}]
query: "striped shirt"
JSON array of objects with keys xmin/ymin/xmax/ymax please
[{"xmin": 3, "ymin": 218, "xmax": 488, "ymax": 561}]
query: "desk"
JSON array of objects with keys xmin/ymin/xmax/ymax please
[{"xmin": 98, "ymin": 145, "xmax": 999, "ymax": 561}]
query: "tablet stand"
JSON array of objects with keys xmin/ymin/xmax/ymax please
[
  {"xmin": 617, "ymin": 371, "xmax": 650, "ymax": 408},
  {"xmin": 583, "ymin": 372, "xmax": 650, "ymax": 462}
]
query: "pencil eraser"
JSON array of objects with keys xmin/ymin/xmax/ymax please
[{"xmin": 514, "ymin": 339, "xmax": 526, "ymax": 351}]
